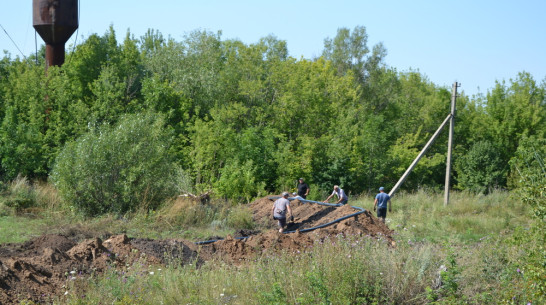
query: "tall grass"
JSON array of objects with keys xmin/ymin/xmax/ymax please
[
  {"xmin": 65, "ymin": 236, "xmax": 444, "ymax": 304},
  {"xmin": 0, "ymin": 180, "xmax": 257, "ymax": 243},
  {"xmin": 2, "ymin": 188, "xmax": 536, "ymax": 303},
  {"xmin": 0, "ymin": 177, "xmax": 70, "ymax": 243},
  {"xmin": 350, "ymin": 189, "xmax": 530, "ymax": 243},
  {"xmin": 57, "ymin": 190, "xmax": 534, "ymax": 304}
]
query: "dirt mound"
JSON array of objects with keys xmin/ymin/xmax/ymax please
[
  {"xmin": 199, "ymin": 196, "xmax": 394, "ymax": 262},
  {"xmin": 1, "ymin": 196, "xmax": 394, "ymax": 304},
  {"xmin": 201, "ymin": 230, "xmax": 317, "ymax": 263},
  {"xmin": 250, "ymin": 196, "xmax": 393, "ymax": 240},
  {"xmin": 247, "ymin": 230, "xmax": 316, "ymax": 253},
  {"xmin": 0, "ymin": 234, "xmax": 199, "ymax": 304},
  {"xmin": 319, "ymin": 210, "xmax": 394, "ymax": 239},
  {"xmin": 131, "ymin": 238, "xmax": 202, "ymax": 266},
  {"xmin": 205, "ymin": 235, "xmax": 257, "ymax": 262},
  {"xmin": 0, "ymin": 234, "xmax": 76, "ymax": 259}
]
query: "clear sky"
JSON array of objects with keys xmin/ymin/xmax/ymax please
[{"xmin": 1, "ymin": 0, "xmax": 545, "ymax": 97}]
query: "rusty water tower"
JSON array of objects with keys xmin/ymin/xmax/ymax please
[{"xmin": 33, "ymin": 0, "xmax": 78, "ymax": 68}]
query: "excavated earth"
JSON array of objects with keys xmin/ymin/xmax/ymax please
[{"xmin": 0, "ymin": 196, "xmax": 393, "ymax": 304}]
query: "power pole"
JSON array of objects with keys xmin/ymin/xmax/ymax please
[{"xmin": 444, "ymin": 82, "xmax": 459, "ymax": 206}]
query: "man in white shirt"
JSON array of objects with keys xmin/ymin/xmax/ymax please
[{"xmin": 323, "ymin": 185, "xmax": 348, "ymax": 205}]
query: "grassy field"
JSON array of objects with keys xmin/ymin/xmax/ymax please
[{"xmin": 1, "ymin": 187, "xmax": 541, "ymax": 304}]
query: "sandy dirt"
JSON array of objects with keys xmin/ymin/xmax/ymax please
[{"xmin": 0, "ymin": 196, "xmax": 393, "ymax": 304}]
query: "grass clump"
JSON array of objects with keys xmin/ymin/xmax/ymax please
[
  {"xmin": 227, "ymin": 204, "xmax": 255, "ymax": 230},
  {"xmin": 0, "ymin": 175, "xmax": 37, "ymax": 214}
]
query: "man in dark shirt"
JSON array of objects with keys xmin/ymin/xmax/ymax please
[
  {"xmin": 297, "ymin": 178, "xmax": 310, "ymax": 199},
  {"xmin": 374, "ymin": 187, "xmax": 392, "ymax": 223}
]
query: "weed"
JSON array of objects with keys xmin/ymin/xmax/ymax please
[
  {"xmin": 259, "ymin": 282, "xmax": 288, "ymax": 305},
  {"xmin": 227, "ymin": 204, "xmax": 255, "ymax": 229}
]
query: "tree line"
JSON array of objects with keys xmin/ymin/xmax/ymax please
[{"xmin": 0, "ymin": 25, "xmax": 544, "ymax": 211}]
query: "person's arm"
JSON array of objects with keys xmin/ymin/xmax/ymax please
[
  {"xmin": 287, "ymin": 205, "xmax": 294, "ymax": 221},
  {"xmin": 305, "ymin": 186, "xmax": 310, "ymax": 196},
  {"xmin": 388, "ymin": 199, "xmax": 392, "ymax": 213},
  {"xmin": 272, "ymin": 203, "xmax": 276, "ymax": 219},
  {"xmin": 374, "ymin": 198, "xmax": 378, "ymax": 211},
  {"xmin": 324, "ymin": 192, "xmax": 333, "ymax": 202},
  {"xmin": 336, "ymin": 190, "xmax": 345, "ymax": 204}
]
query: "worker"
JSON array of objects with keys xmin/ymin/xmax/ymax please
[
  {"xmin": 272, "ymin": 192, "xmax": 294, "ymax": 233},
  {"xmin": 297, "ymin": 178, "xmax": 310, "ymax": 199},
  {"xmin": 323, "ymin": 185, "xmax": 348, "ymax": 205},
  {"xmin": 374, "ymin": 187, "xmax": 392, "ymax": 223}
]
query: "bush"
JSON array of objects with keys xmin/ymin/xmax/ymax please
[
  {"xmin": 455, "ymin": 140, "xmax": 506, "ymax": 193},
  {"xmin": 51, "ymin": 112, "xmax": 179, "ymax": 216}
]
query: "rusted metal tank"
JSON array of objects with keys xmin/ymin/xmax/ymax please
[{"xmin": 33, "ymin": 0, "xmax": 78, "ymax": 68}]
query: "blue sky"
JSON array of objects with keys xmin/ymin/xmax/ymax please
[{"xmin": 1, "ymin": 0, "xmax": 545, "ymax": 96}]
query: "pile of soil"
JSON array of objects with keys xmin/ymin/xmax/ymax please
[
  {"xmin": 0, "ymin": 196, "xmax": 393, "ymax": 304},
  {"xmin": 203, "ymin": 196, "xmax": 394, "ymax": 263},
  {"xmin": 0, "ymin": 234, "xmax": 199, "ymax": 304},
  {"xmin": 250, "ymin": 196, "xmax": 393, "ymax": 237}
]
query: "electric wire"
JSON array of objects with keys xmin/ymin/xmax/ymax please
[
  {"xmin": 0, "ymin": 24, "xmax": 26, "ymax": 58},
  {"xmin": 35, "ymin": 30, "xmax": 38, "ymax": 65},
  {"xmin": 66, "ymin": 0, "xmax": 80, "ymax": 65}
]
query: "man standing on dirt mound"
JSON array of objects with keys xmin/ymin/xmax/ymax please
[
  {"xmin": 374, "ymin": 187, "xmax": 392, "ymax": 223},
  {"xmin": 323, "ymin": 185, "xmax": 348, "ymax": 205},
  {"xmin": 272, "ymin": 192, "xmax": 294, "ymax": 233},
  {"xmin": 297, "ymin": 178, "xmax": 310, "ymax": 199}
]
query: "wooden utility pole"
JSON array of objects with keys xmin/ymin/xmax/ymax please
[{"xmin": 444, "ymin": 82, "xmax": 459, "ymax": 206}]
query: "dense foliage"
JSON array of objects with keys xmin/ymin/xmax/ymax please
[
  {"xmin": 0, "ymin": 25, "xmax": 545, "ymax": 210},
  {"xmin": 507, "ymin": 135, "xmax": 545, "ymax": 302},
  {"xmin": 50, "ymin": 112, "xmax": 178, "ymax": 216}
]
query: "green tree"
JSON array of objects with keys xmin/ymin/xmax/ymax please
[
  {"xmin": 51, "ymin": 112, "xmax": 178, "ymax": 216},
  {"xmin": 214, "ymin": 159, "xmax": 266, "ymax": 203},
  {"xmin": 63, "ymin": 27, "xmax": 119, "ymax": 99},
  {"xmin": 485, "ymin": 72, "xmax": 545, "ymax": 172},
  {"xmin": 0, "ymin": 63, "xmax": 47, "ymax": 179},
  {"xmin": 322, "ymin": 26, "xmax": 370, "ymax": 80}
]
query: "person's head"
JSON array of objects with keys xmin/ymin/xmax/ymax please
[
  {"xmin": 282, "ymin": 191, "xmax": 290, "ymax": 198},
  {"xmin": 379, "ymin": 186, "xmax": 385, "ymax": 192},
  {"xmin": 334, "ymin": 185, "xmax": 339, "ymax": 191},
  {"xmin": 299, "ymin": 178, "xmax": 304, "ymax": 183}
]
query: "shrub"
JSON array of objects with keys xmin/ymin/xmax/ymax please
[
  {"xmin": 455, "ymin": 140, "xmax": 506, "ymax": 193},
  {"xmin": 51, "ymin": 112, "xmax": 178, "ymax": 216}
]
